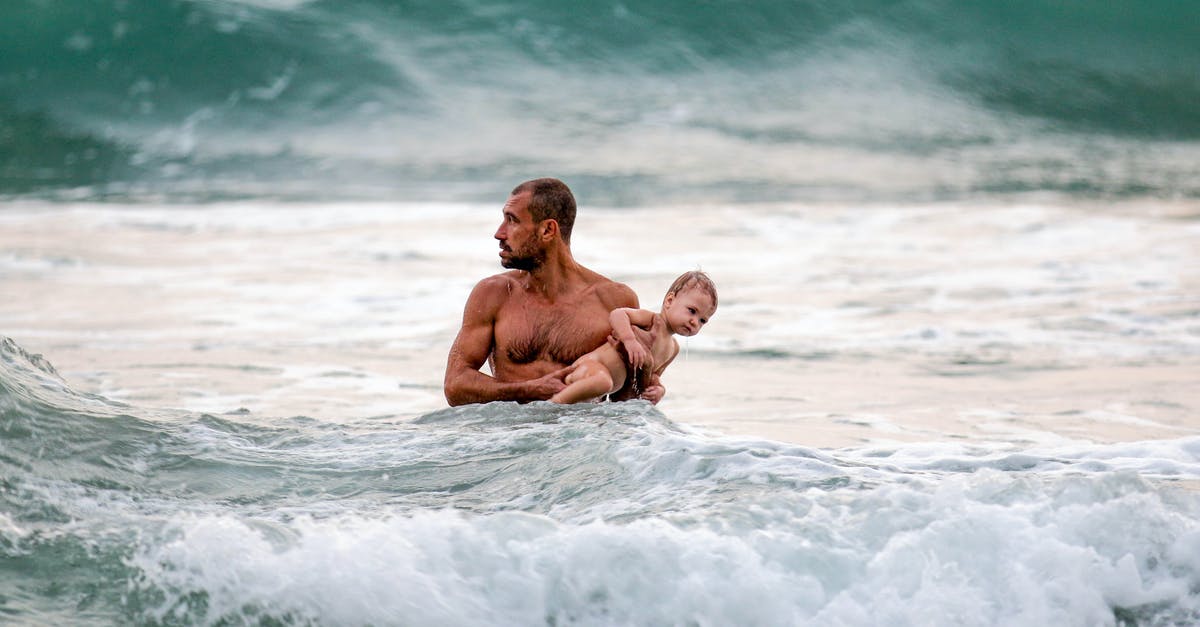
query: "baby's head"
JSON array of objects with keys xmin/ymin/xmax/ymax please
[{"xmin": 661, "ymin": 271, "xmax": 718, "ymax": 337}]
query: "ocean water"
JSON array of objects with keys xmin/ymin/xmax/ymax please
[
  {"xmin": 2, "ymin": 0, "xmax": 1198, "ymax": 203},
  {"xmin": 4, "ymin": 1, "xmax": 1200, "ymax": 626},
  {"xmin": 3, "ymin": 201, "xmax": 1199, "ymax": 626},
  {"xmin": 4, "ymin": 335, "xmax": 1200, "ymax": 626}
]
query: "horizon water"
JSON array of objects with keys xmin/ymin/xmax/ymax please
[{"xmin": 4, "ymin": 0, "xmax": 1200, "ymax": 625}]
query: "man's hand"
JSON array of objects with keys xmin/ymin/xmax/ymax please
[
  {"xmin": 639, "ymin": 383, "xmax": 665, "ymax": 405},
  {"xmin": 528, "ymin": 365, "xmax": 573, "ymax": 400}
]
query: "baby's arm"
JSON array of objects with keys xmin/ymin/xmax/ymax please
[{"xmin": 609, "ymin": 308, "xmax": 655, "ymax": 370}]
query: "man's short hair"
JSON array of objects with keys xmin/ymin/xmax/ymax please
[
  {"xmin": 512, "ymin": 178, "xmax": 576, "ymax": 244},
  {"xmin": 666, "ymin": 271, "xmax": 718, "ymax": 309}
]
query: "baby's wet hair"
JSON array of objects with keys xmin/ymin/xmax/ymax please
[{"xmin": 666, "ymin": 270, "xmax": 717, "ymax": 309}]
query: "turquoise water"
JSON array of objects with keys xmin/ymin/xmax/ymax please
[
  {"xmin": 2, "ymin": 196, "xmax": 1199, "ymax": 624},
  {"xmin": 2, "ymin": 0, "xmax": 1198, "ymax": 202},
  {"xmin": 4, "ymin": 2, "xmax": 1200, "ymax": 624},
  {"xmin": 4, "ymin": 337, "xmax": 1200, "ymax": 625}
]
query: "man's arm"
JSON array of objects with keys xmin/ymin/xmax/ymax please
[{"xmin": 443, "ymin": 278, "xmax": 569, "ymax": 406}]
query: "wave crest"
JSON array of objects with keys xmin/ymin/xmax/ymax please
[{"xmin": 2, "ymin": 0, "xmax": 1198, "ymax": 201}]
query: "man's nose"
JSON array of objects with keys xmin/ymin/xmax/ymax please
[{"xmin": 494, "ymin": 224, "xmax": 505, "ymax": 240}]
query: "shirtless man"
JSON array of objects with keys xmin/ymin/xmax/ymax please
[{"xmin": 444, "ymin": 178, "xmax": 665, "ymax": 406}]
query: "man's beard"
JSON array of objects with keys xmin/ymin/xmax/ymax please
[{"xmin": 500, "ymin": 241, "xmax": 545, "ymax": 271}]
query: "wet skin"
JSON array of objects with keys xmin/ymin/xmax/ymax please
[{"xmin": 444, "ymin": 191, "xmax": 642, "ymax": 405}]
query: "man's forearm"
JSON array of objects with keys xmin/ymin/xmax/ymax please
[{"xmin": 444, "ymin": 369, "xmax": 549, "ymax": 406}]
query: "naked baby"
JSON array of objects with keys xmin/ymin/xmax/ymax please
[{"xmin": 550, "ymin": 271, "xmax": 718, "ymax": 404}]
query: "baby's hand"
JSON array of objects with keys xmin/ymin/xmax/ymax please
[{"xmin": 623, "ymin": 338, "xmax": 651, "ymax": 370}]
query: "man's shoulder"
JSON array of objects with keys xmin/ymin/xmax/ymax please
[
  {"xmin": 466, "ymin": 272, "xmax": 524, "ymax": 310},
  {"xmin": 585, "ymin": 273, "xmax": 638, "ymax": 309},
  {"xmin": 474, "ymin": 271, "xmax": 523, "ymax": 292},
  {"xmin": 597, "ymin": 279, "xmax": 638, "ymax": 307}
]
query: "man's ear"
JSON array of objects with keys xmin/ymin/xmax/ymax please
[{"xmin": 539, "ymin": 219, "xmax": 559, "ymax": 241}]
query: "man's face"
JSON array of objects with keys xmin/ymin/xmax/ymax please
[{"xmin": 494, "ymin": 191, "xmax": 545, "ymax": 270}]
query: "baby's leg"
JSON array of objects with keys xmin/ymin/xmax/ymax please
[{"xmin": 550, "ymin": 357, "xmax": 616, "ymax": 404}]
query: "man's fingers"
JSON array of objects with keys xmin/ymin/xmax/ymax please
[
  {"xmin": 640, "ymin": 384, "xmax": 665, "ymax": 405},
  {"xmin": 536, "ymin": 370, "xmax": 568, "ymax": 397}
]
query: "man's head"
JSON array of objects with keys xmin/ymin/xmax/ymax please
[
  {"xmin": 512, "ymin": 178, "xmax": 576, "ymax": 244},
  {"xmin": 495, "ymin": 178, "xmax": 577, "ymax": 270}
]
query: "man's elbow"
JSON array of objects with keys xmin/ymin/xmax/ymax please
[
  {"xmin": 445, "ymin": 391, "xmax": 471, "ymax": 407},
  {"xmin": 443, "ymin": 376, "xmax": 469, "ymax": 407},
  {"xmin": 444, "ymin": 367, "xmax": 485, "ymax": 406}
]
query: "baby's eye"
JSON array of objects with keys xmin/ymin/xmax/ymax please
[
  {"xmin": 688, "ymin": 307, "xmax": 697, "ymax": 314},
  {"xmin": 699, "ymin": 318, "xmax": 708, "ymax": 324}
]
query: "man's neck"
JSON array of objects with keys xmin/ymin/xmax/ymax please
[{"xmin": 523, "ymin": 250, "xmax": 582, "ymax": 300}]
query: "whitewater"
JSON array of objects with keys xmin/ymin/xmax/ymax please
[
  {"xmin": 3, "ymin": 201, "xmax": 1200, "ymax": 625},
  {"xmin": 4, "ymin": 0, "xmax": 1200, "ymax": 624}
]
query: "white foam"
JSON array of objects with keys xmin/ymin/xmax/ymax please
[
  {"xmin": 128, "ymin": 470, "xmax": 1200, "ymax": 626},
  {"xmin": 130, "ymin": 511, "xmax": 813, "ymax": 625}
]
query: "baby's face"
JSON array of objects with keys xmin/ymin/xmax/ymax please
[{"xmin": 663, "ymin": 287, "xmax": 716, "ymax": 337}]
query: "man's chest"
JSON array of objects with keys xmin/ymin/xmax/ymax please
[{"xmin": 495, "ymin": 299, "xmax": 611, "ymax": 365}]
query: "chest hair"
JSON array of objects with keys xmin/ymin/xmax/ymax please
[{"xmin": 503, "ymin": 307, "xmax": 607, "ymax": 365}]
